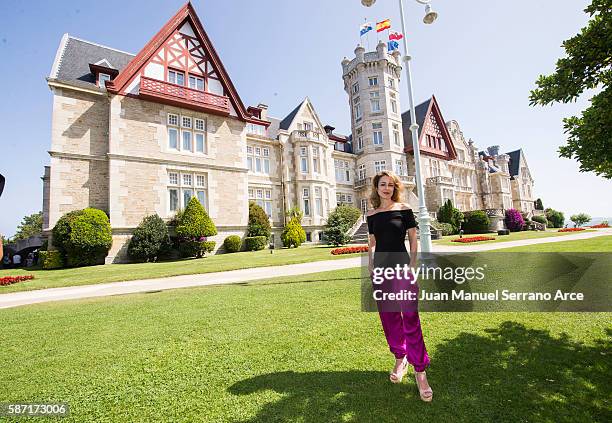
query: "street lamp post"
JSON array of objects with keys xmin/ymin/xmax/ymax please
[{"xmin": 361, "ymin": 0, "xmax": 437, "ymax": 253}]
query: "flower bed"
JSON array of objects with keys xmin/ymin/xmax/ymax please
[
  {"xmin": 589, "ymin": 223, "xmax": 609, "ymax": 228},
  {"xmin": 558, "ymin": 228, "xmax": 585, "ymax": 232},
  {"xmin": 330, "ymin": 245, "xmax": 368, "ymax": 255},
  {"xmin": 451, "ymin": 236, "xmax": 496, "ymax": 243},
  {"xmin": 0, "ymin": 275, "xmax": 35, "ymax": 286}
]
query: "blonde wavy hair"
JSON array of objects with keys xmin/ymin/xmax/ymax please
[{"xmin": 369, "ymin": 170, "xmax": 404, "ymax": 209}]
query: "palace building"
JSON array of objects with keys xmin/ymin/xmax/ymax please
[{"xmin": 43, "ymin": 2, "xmax": 536, "ymax": 262}]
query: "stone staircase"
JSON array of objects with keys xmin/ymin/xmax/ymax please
[{"xmin": 349, "ymin": 220, "xmax": 369, "ymax": 244}]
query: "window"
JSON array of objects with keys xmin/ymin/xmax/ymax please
[
  {"xmin": 303, "ymin": 188, "xmax": 310, "ymax": 216},
  {"xmin": 373, "ymin": 131, "xmax": 383, "ymax": 145},
  {"xmin": 354, "ymin": 103, "xmax": 362, "ymax": 120},
  {"xmin": 372, "ymin": 122, "xmax": 382, "ymax": 129},
  {"xmin": 168, "ymin": 113, "xmax": 179, "ymax": 126},
  {"xmin": 182, "ymin": 130, "xmax": 192, "ymax": 151},
  {"xmin": 356, "ymin": 127, "xmax": 363, "ymax": 150},
  {"xmin": 249, "ymin": 187, "xmax": 273, "ymax": 217},
  {"xmin": 391, "ymin": 100, "xmax": 397, "ymax": 113},
  {"xmin": 315, "ymin": 187, "xmax": 322, "ymax": 216},
  {"xmin": 247, "ymin": 123, "xmax": 266, "ymax": 136},
  {"xmin": 358, "ymin": 164, "xmax": 366, "ymax": 180},
  {"xmin": 368, "ymin": 76, "xmax": 378, "ymax": 86},
  {"xmin": 304, "ymin": 122, "xmax": 313, "ymax": 131},
  {"xmin": 182, "ymin": 116, "xmax": 192, "ymax": 128},
  {"xmin": 352, "ymin": 82, "xmax": 359, "ymax": 94},
  {"xmin": 195, "ymin": 133, "xmax": 206, "ymax": 153},
  {"xmin": 335, "ymin": 160, "xmax": 350, "ymax": 183},
  {"xmin": 168, "ymin": 69, "xmax": 185, "ymax": 86},
  {"xmin": 98, "ymin": 73, "xmax": 111, "ymax": 88},
  {"xmin": 168, "ymin": 127, "xmax": 179, "ymax": 150},
  {"xmin": 169, "ymin": 171, "xmax": 208, "ymax": 213},
  {"xmin": 188, "ymin": 75, "xmax": 204, "ymax": 91},
  {"xmin": 395, "ymin": 160, "xmax": 404, "ymax": 176},
  {"xmin": 306, "ymin": 232, "xmax": 311, "ymax": 242},
  {"xmin": 374, "ymin": 160, "xmax": 386, "ymax": 173},
  {"xmin": 247, "ymin": 144, "xmax": 270, "ymax": 174},
  {"xmin": 370, "ymin": 91, "xmax": 381, "ymax": 112},
  {"xmin": 353, "ymin": 96, "xmax": 360, "ymax": 105},
  {"xmin": 195, "ymin": 119, "xmax": 205, "ymax": 131},
  {"xmin": 393, "ymin": 131, "xmax": 400, "ymax": 146},
  {"xmin": 389, "ymin": 78, "xmax": 395, "ymax": 89}
]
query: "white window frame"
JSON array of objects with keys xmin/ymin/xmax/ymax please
[
  {"xmin": 368, "ymin": 76, "xmax": 378, "ymax": 86},
  {"xmin": 98, "ymin": 73, "xmax": 111, "ymax": 88},
  {"xmin": 168, "ymin": 69, "xmax": 185, "ymax": 86},
  {"xmin": 374, "ymin": 160, "xmax": 387, "ymax": 173},
  {"xmin": 188, "ymin": 75, "xmax": 204, "ymax": 91},
  {"xmin": 373, "ymin": 131, "xmax": 383, "ymax": 145}
]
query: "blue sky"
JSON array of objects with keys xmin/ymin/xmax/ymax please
[{"xmin": 0, "ymin": 0, "xmax": 609, "ymax": 237}]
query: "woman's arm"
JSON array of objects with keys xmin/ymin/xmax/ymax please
[
  {"xmin": 407, "ymin": 227, "xmax": 417, "ymax": 269},
  {"xmin": 368, "ymin": 233, "xmax": 376, "ymax": 275}
]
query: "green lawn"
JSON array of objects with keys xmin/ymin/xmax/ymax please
[
  {"xmin": 495, "ymin": 234, "xmax": 612, "ymax": 252},
  {"xmin": 1, "ymin": 267, "xmax": 609, "ymax": 422},
  {"xmin": 0, "ymin": 244, "xmax": 360, "ymax": 293},
  {"xmin": 433, "ymin": 228, "xmax": 595, "ymax": 246}
]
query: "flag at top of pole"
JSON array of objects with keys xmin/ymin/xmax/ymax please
[
  {"xmin": 389, "ymin": 31, "xmax": 404, "ymax": 41},
  {"xmin": 387, "ymin": 40, "xmax": 399, "ymax": 52},
  {"xmin": 376, "ymin": 19, "xmax": 391, "ymax": 32},
  {"xmin": 360, "ymin": 22, "xmax": 373, "ymax": 36}
]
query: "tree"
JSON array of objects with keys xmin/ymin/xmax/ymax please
[
  {"xmin": 534, "ymin": 198, "xmax": 544, "ymax": 210},
  {"xmin": 247, "ymin": 202, "xmax": 271, "ymax": 238},
  {"xmin": 529, "ymin": 0, "xmax": 612, "ymax": 178},
  {"xmin": 323, "ymin": 204, "xmax": 361, "ymax": 246},
  {"xmin": 128, "ymin": 214, "xmax": 171, "ymax": 262},
  {"xmin": 437, "ymin": 200, "xmax": 464, "ymax": 234},
  {"xmin": 13, "ymin": 211, "xmax": 42, "ymax": 241},
  {"xmin": 570, "ymin": 213, "xmax": 591, "ymax": 227},
  {"xmin": 545, "ymin": 208, "xmax": 565, "ymax": 228},
  {"xmin": 175, "ymin": 197, "xmax": 217, "ymax": 258}
]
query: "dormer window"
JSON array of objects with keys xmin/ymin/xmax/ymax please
[
  {"xmin": 168, "ymin": 69, "xmax": 185, "ymax": 86},
  {"xmin": 98, "ymin": 73, "xmax": 111, "ymax": 88}
]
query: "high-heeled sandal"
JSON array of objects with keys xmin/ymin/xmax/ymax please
[
  {"xmin": 415, "ymin": 371, "xmax": 433, "ymax": 402},
  {"xmin": 389, "ymin": 357, "xmax": 408, "ymax": 384}
]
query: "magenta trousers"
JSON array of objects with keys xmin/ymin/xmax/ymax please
[{"xmin": 374, "ymin": 276, "xmax": 430, "ymax": 372}]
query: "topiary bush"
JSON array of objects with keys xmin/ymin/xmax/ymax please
[
  {"xmin": 51, "ymin": 208, "xmax": 112, "ymax": 267},
  {"xmin": 532, "ymin": 215, "xmax": 547, "ymax": 225},
  {"xmin": 323, "ymin": 204, "xmax": 362, "ymax": 246},
  {"xmin": 247, "ymin": 202, "xmax": 271, "ymax": 238},
  {"xmin": 437, "ymin": 199, "xmax": 464, "ymax": 234},
  {"xmin": 128, "ymin": 214, "xmax": 171, "ymax": 262},
  {"xmin": 176, "ymin": 197, "xmax": 217, "ymax": 258},
  {"xmin": 504, "ymin": 208, "xmax": 525, "ymax": 232},
  {"xmin": 39, "ymin": 250, "xmax": 64, "ymax": 269},
  {"xmin": 463, "ymin": 210, "xmax": 490, "ymax": 234},
  {"xmin": 281, "ymin": 217, "xmax": 306, "ymax": 248},
  {"xmin": 244, "ymin": 236, "xmax": 268, "ymax": 251},
  {"xmin": 223, "ymin": 235, "xmax": 242, "ymax": 253}
]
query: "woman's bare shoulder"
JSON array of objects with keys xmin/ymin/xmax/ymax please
[
  {"xmin": 399, "ymin": 203, "xmax": 413, "ymax": 211},
  {"xmin": 366, "ymin": 209, "xmax": 377, "ymax": 217}
]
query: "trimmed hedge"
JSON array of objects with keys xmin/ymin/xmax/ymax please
[
  {"xmin": 51, "ymin": 208, "xmax": 112, "ymax": 267},
  {"xmin": 128, "ymin": 214, "xmax": 171, "ymax": 262},
  {"xmin": 532, "ymin": 215, "xmax": 547, "ymax": 225},
  {"xmin": 463, "ymin": 211, "xmax": 490, "ymax": 234},
  {"xmin": 244, "ymin": 236, "xmax": 267, "ymax": 251},
  {"xmin": 176, "ymin": 197, "xmax": 217, "ymax": 258},
  {"xmin": 179, "ymin": 240, "xmax": 216, "ymax": 258},
  {"xmin": 281, "ymin": 217, "xmax": 306, "ymax": 248},
  {"xmin": 437, "ymin": 199, "xmax": 463, "ymax": 234},
  {"xmin": 223, "ymin": 235, "xmax": 242, "ymax": 253},
  {"xmin": 247, "ymin": 202, "xmax": 271, "ymax": 238},
  {"xmin": 437, "ymin": 222, "xmax": 455, "ymax": 236},
  {"xmin": 40, "ymin": 250, "xmax": 64, "ymax": 269}
]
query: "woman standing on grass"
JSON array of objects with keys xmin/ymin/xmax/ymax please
[{"xmin": 366, "ymin": 170, "xmax": 433, "ymax": 402}]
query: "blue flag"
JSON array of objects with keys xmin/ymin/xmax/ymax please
[
  {"xmin": 360, "ymin": 22, "xmax": 373, "ymax": 36},
  {"xmin": 387, "ymin": 40, "xmax": 399, "ymax": 51}
]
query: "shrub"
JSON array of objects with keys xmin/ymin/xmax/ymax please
[
  {"xmin": 244, "ymin": 236, "xmax": 268, "ymax": 251},
  {"xmin": 247, "ymin": 202, "xmax": 271, "ymax": 238},
  {"xmin": 437, "ymin": 222, "xmax": 455, "ymax": 236},
  {"xmin": 128, "ymin": 214, "xmax": 171, "ymax": 262},
  {"xmin": 179, "ymin": 240, "xmax": 216, "ymax": 258},
  {"xmin": 323, "ymin": 204, "xmax": 362, "ymax": 246},
  {"xmin": 52, "ymin": 208, "xmax": 112, "ymax": 267},
  {"xmin": 462, "ymin": 211, "xmax": 490, "ymax": 234},
  {"xmin": 39, "ymin": 250, "xmax": 64, "ymax": 269},
  {"xmin": 223, "ymin": 235, "xmax": 242, "ymax": 253},
  {"xmin": 534, "ymin": 198, "xmax": 544, "ymax": 210},
  {"xmin": 570, "ymin": 213, "xmax": 590, "ymax": 227},
  {"xmin": 437, "ymin": 200, "xmax": 464, "ymax": 233},
  {"xmin": 532, "ymin": 215, "xmax": 547, "ymax": 225},
  {"xmin": 281, "ymin": 217, "xmax": 306, "ymax": 248},
  {"xmin": 545, "ymin": 208, "xmax": 565, "ymax": 228},
  {"xmin": 176, "ymin": 197, "xmax": 217, "ymax": 258},
  {"xmin": 504, "ymin": 208, "xmax": 525, "ymax": 232}
]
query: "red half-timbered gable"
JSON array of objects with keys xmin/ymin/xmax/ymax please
[
  {"xmin": 405, "ymin": 95, "xmax": 457, "ymax": 160},
  {"xmin": 107, "ymin": 1, "xmax": 268, "ymax": 126}
]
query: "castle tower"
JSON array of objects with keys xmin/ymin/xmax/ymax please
[{"xmin": 341, "ymin": 41, "xmax": 416, "ymax": 214}]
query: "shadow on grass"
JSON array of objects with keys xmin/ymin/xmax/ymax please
[{"xmin": 228, "ymin": 322, "xmax": 611, "ymax": 422}]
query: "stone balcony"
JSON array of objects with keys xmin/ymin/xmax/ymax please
[
  {"xmin": 426, "ymin": 175, "xmax": 454, "ymax": 186},
  {"xmin": 291, "ymin": 130, "xmax": 325, "ymax": 143},
  {"xmin": 139, "ymin": 76, "xmax": 230, "ymax": 116}
]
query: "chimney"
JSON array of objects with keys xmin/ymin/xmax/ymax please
[{"xmin": 257, "ymin": 103, "xmax": 268, "ymax": 121}]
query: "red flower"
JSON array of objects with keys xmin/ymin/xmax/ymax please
[
  {"xmin": 0, "ymin": 275, "xmax": 35, "ymax": 286},
  {"xmin": 451, "ymin": 236, "xmax": 496, "ymax": 243},
  {"xmin": 330, "ymin": 245, "xmax": 369, "ymax": 255},
  {"xmin": 558, "ymin": 228, "xmax": 585, "ymax": 232}
]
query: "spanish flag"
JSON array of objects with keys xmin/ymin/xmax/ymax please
[{"xmin": 376, "ymin": 19, "xmax": 391, "ymax": 32}]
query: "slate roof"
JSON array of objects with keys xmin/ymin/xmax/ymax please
[
  {"xmin": 506, "ymin": 149, "xmax": 522, "ymax": 178},
  {"xmin": 48, "ymin": 34, "xmax": 134, "ymax": 90},
  {"xmin": 278, "ymin": 100, "xmax": 305, "ymax": 130}
]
